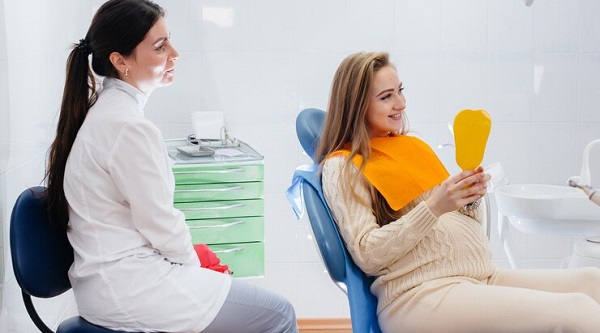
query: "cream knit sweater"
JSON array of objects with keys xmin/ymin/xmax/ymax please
[{"xmin": 322, "ymin": 157, "xmax": 495, "ymax": 313}]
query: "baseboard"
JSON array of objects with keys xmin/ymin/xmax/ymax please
[{"xmin": 297, "ymin": 318, "xmax": 352, "ymax": 331}]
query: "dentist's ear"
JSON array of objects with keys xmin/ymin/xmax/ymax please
[{"xmin": 109, "ymin": 52, "xmax": 129, "ymax": 79}]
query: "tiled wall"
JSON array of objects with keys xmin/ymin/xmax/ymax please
[
  {"xmin": 0, "ymin": 0, "xmax": 6, "ymax": 295},
  {"xmin": 0, "ymin": 1, "xmax": 93, "ymax": 330},
  {"xmin": 2, "ymin": 0, "xmax": 600, "ymax": 326}
]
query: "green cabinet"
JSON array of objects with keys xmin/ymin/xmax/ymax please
[
  {"xmin": 169, "ymin": 140, "xmax": 265, "ymax": 278},
  {"xmin": 173, "ymin": 164, "xmax": 264, "ymax": 185},
  {"xmin": 174, "ymin": 182, "xmax": 264, "ymax": 202}
]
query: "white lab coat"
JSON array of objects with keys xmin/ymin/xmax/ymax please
[{"xmin": 64, "ymin": 78, "xmax": 231, "ymax": 332}]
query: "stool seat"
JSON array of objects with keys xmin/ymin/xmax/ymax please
[{"xmin": 58, "ymin": 317, "xmax": 133, "ymax": 333}]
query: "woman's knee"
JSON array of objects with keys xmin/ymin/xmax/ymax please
[
  {"xmin": 272, "ymin": 295, "xmax": 298, "ymax": 333},
  {"xmin": 566, "ymin": 291, "xmax": 597, "ymax": 307},
  {"xmin": 560, "ymin": 292, "xmax": 600, "ymax": 319},
  {"xmin": 554, "ymin": 292, "xmax": 600, "ymax": 332},
  {"xmin": 574, "ymin": 267, "xmax": 600, "ymax": 302},
  {"xmin": 248, "ymin": 285, "xmax": 297, "ymax": 333},
  {"xmin": 577, "ymin": 266, "xmax": 600, "ymax": 279},
  {"xmin": 280, "ymin": 300, "xmax": 298, "ymax": 333}
]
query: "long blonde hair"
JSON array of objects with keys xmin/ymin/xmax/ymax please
[{"xmin": 316, "ymin": 52, "xmax": 409, "ymax": 226}]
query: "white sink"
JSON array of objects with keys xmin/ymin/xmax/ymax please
[
  {"xmin": 492, "ymin": 139, "xmax": 600, "ymax": 269},
  {"xmin": 495, "ymin": 184, "xmax": 600, "ymax": 236}
]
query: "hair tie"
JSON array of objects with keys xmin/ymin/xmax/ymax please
[{"xmin": 77, "ymin": 38, "xmax": 92, "ymax": 56}]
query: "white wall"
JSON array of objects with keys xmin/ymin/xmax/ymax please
[
  {"xmin": 2, "ymin": 0, "xmax": 600, "ymax": 328},
  {"xmin": 0, "ymin": 1, "xmax": 95, "ymax": 330}
]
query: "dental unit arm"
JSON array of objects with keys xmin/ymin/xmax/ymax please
[
  {"xmin": 567, "ymin": 138, "xmax": 600, "ymax": 206},
  {"xmin": 568, "ymin": 179, "xmax": 600, "ymax": 206}
]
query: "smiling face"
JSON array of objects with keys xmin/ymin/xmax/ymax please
[
  {"xmin": 123, "ymin": 17, "xmax": 179, "ymax": 94},
  {"xmin": 366, "ymin": 65, "xmax": 406, "ymax": 138}
]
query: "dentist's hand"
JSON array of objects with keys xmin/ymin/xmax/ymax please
[
  {"xmin": 426, "ymin": 166, "xmax": 490, "ymax": 217},
  {"xmin": 193, "ymin": 244, "xmax": 231, "ymax": 274}
]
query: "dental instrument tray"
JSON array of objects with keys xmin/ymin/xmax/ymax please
[
  {"xmin": 176, "ymin": 145, "xmax": 215, "ymax": 157},
  {"xmin": 166, "ymin": 138, "xmax": 263, "ymax": 165},
  {"xmin": 186, "ymin": 134, "xmax": 240, "ymax": 148}
]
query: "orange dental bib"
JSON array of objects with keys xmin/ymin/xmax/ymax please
[{"xmin": 330, "ymin": 136, "xmax": 449, "ymax": 211}]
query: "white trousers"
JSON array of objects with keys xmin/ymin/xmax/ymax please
[{"xmin": 379, "ymin": 267, "xmax": 600, "ymax": 333}]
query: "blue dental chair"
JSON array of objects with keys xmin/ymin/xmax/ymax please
[
  {"xmin": 288, "ymin": 108, "xmax": 383, "ymax": 333},
  {"xmin": 10, "ymin": 186, "xmax": 134, "ymax": 333}
]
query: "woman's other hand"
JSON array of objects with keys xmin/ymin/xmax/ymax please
[{"xmin": 426, "ymin": 166, "xmax": 490, "ymax": 217}]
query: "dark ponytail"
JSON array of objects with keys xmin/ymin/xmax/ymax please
[
  {"xmin": 45, "ymin": 43, "xmax": 97, "ymax": 231},
  {"xmin": 45, "ymin": 0, "xmax": 164, "ymax": 231}
]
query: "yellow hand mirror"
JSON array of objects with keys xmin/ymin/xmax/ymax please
[{"xmin": 453, "ymin": 109, "xmax": 491, "ymax": 171}]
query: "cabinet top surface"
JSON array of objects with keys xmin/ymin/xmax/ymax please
[{"xmin": 166, "ymin": 138, "xmax": 264, "ymax": 166}]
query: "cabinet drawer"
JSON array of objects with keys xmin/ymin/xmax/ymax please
[
  {"xmin": 210, "ymin": 242, "xmax": 264, "ymax": 278},
  {"xmin": 173, "ymin": 164, "xmax": 264, "ymax": 184},
  {"xmin": 188, "ymin": 217, "xmax": 264, "ymax": 244},
  {"xmin": 174, "ymin": 182, "xmax": 263, "ymax": 203},
  {"xmin": 175, "ymin": 199, "xmax": 264, "ymax": 220}
]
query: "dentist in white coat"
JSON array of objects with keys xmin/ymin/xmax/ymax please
[{"xmin": 45, "ymin": 1, "xmax": 297, "ymax": 332}]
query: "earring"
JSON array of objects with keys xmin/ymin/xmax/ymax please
[{"xmin": 125, "ymin": 68, "xmax": 129, "ymax": 77}]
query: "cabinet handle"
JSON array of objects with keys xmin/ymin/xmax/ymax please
[
  {"xmin": 173, "ymin": 167, "xmax": 246, "ymax": 175},
  {"xmin": 212, "ymin": 246, "xmax": 246, "ymax": 254},
  {"xmin": 189, "ymin": 220, "xmax": 246, "ymax": 229},
  {"xmin": 175, "ymin": 185, "xmax": 245, "ymax": 193},
  {"xmin": 179, "ymin": 203, "xmax": 244, "ymax": 211}
]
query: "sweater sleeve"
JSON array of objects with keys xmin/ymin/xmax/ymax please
[
  {"xmin": 321, "ymin": 157, "xmax": 439, "ymax": 277},
  {"xmin": 458, "ymin": 200, "xmax": 483, "ymax": 222}
]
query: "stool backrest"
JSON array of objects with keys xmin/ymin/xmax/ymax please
[
  {"xmin": 10, "ymin": 186, "xmax": 73, "ymax": 298},
  {"xmin": 10, "ymin": 186, "xmax": 73, "ymax": 332}
]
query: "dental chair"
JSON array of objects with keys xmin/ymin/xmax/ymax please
[
  {"xmin": 10, "ymin": 186, "xmax": 133, "ymax": 333},
  {"xmin": 287, "ymin": 108, "xmax": 383, "ymax": 333}
]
